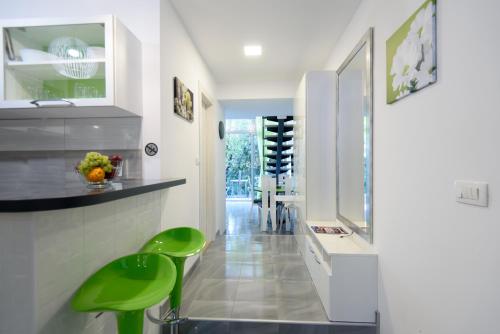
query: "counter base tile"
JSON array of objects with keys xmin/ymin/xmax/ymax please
[{"xmin": 0, "ymin": 189, "xmax": 171, "ymax": 334}]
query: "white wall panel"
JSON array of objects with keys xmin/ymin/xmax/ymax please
[{"xmin": 324, "ymin": 1, "xmax": 500, "ymax": 333}]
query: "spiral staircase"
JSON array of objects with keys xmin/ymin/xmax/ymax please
[{"xmin": 263, "ymin": 116, "xmax": 294, "ymax": 179}]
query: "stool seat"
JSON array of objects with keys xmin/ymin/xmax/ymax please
[
  {"xmin": 141, "ymin": 227, "xmax": 205, "ymax": 312},
  {"xmin": 141, "ymin": 227, "xmax": 206, "ymax": 258},
  {"xmin": 72, "ymin": 253, "xmax": 176, "ymax": 334}
]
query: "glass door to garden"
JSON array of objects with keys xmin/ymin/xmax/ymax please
[{"xmin": 225, "ymin": 119, "xmax": 261, "ymax": 200}]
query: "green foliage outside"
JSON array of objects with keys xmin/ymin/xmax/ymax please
[{"xmin": 225, "ymin": 133, "xmax": 252, "ymax": 197}]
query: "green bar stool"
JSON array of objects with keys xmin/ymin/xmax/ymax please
[
  {"xmin": 71, "ymin": 253, "xmax": 176, "ymax": 334},
  {"xmin": 140, "ymin": 227, "xmax": 206, "ymax": 326}
]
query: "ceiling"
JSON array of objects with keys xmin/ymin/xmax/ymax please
[
  {"xmin": 222, "ymin": 99, "xmax": 293, "ymax": 119},
  {"xmin": 170, "ymin": 0, "xmax": 361, "ymax": 85}
]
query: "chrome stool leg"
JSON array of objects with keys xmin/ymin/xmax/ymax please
[{"xmin": 146, "ymin": 307, "xmax": 187, "ymax": 334}]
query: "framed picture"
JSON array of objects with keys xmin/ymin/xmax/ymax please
[
  {"xmin": 174, "ymin": 77, "xmax": 194, "ymax": 122},
  {"xmin": 386, "ymin": 0, "xmax": 437, "ymax": 104}
]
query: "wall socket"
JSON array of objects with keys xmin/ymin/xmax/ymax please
[{"xmin": 454, "ymin": 180, "xmax": 488, "ymax": 207}]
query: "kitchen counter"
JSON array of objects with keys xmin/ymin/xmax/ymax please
[
  {"xmin": 0, "ymin": 178, "xmax": 186, "ymax": 212},
  {"xmin": 0, "ymin": 178, "xmax": 186, "ymax": 332}
]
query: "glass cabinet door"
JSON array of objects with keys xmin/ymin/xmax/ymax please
[{"xmin": 3, "ymin": 22, "xmax": 107, "ymax": 104}]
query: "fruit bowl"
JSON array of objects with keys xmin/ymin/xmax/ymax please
[
  {"xmin": 76, "ymin": 167, "xmax": 116, "ymax": 189},
  {"xmin": 76, "ymin": 152, "xmax": 119, "ymax": 189}
]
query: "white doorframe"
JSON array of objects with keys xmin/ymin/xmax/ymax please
[{"xmin": 198, "ymin": 83, "xmax": 217, "ymax": 244}]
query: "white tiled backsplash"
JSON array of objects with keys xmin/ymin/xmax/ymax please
[
  {"xmin": 0, "ymin": 117, "xmax": 143, "ymax": 180},
  {"xmin": 0, "ymin": 190, "xmax": 166, "ymax": 334},
  {"xmin": 0, "ymin": 117, "xmax": 141, "ymax": 151},
  {"xmin": 0, "ymin": 119, "xmax": 65, "ymax": 151},
  {"xmin": 65, "ymin": 118, "xmax": 142, "ymax": 151}
]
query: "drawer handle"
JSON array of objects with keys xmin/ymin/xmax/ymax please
[
  {"xmin": 308, "ymin": 243, "xmax": 321, "ymax": 264},
  {"xmin": 30, "ymin": 99, "xmax": 75, "ymax": 108}
]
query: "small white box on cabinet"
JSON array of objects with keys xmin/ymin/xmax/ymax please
[{"xmin": 0, "ymin": 15, "xmax": 142, "ymax": 118}]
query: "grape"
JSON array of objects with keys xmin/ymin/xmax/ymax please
[{"xmin": 78, "ymin": 152, "xmax": 113, "ymax": 176}]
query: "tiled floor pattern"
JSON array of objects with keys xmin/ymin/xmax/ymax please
[{"xmin": 181, "ymin": 201, "xmax": 328, "ymax": 322}]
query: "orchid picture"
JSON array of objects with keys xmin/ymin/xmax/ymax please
[{"xmin": 386, "ymin": 0, "xmax": 436, "ymax": 104}]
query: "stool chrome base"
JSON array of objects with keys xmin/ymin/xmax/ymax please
[{"xmin": 146, "ymin": 307, "xmax": 187, "ymax": 334}]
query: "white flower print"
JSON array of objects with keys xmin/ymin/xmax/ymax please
[{"xmin": 390, "ymin": 1, "xmax": 436, "ymax": 98}]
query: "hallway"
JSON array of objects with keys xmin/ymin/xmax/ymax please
[{"xmin": 180, "ymin": 201, "xmax": 328, "ymax": 321}]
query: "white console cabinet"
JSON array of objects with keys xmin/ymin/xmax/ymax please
[
  {"xmin": 304, "ymin": 221, "xmax": 378, "ymax": 323},
  {"xmin": 0, "ymin": 15, "xmax": 142, "ymax": 118}
]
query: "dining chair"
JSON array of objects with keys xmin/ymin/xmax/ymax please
[
  {"xmin": 279, "ymin": 176, "xmax": 296, "ymax": 232},
  {"xmin": 260, "ymin": 175, "xmax": 277, "ymax": 232}
]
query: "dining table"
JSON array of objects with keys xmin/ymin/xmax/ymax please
[
  {"xmin": 253, "ymin": 186, "xmax": 286, "ymax": 194},
  {"xmin": 272, "ymin": 194, "xmax": 304, "ymax": 232}
]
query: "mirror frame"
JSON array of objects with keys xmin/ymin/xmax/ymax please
[{"xmin": 336, "ymin": 27, "xmax": 374, "ymax": 243}]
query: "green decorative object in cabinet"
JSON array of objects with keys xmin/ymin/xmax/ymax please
[{"xmin": 42, "ymin": 79, "xmax": 106, "ymax": 100}]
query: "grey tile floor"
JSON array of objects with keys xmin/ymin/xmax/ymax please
[
  {"xmin": 180, "ymin": 201, "xmax": 329, "ymax": 322},
  {"xmin": 177, "ymin": 320, "xmax": 377, "ymax": 334}
]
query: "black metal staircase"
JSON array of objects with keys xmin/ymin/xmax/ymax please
[{"xmin": 263, "ymin": 116, "xmax": 294, "ymax": 179}]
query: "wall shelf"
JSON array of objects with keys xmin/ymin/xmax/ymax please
[
  {"xmin": 6, "ymin": 60, "xmax": 106, "ymax": 80},
  {"xmin": 7, "ymin": 59, "xmax": 106, "ymax": 66}
]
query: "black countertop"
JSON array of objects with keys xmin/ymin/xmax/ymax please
[{"xmin": 0, "ymin": 178, "xmax": 186, "ymax": 212}]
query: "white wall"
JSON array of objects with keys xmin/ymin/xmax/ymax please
[
  {"xmin": 222, "ymin": 98, "xmax": 293, "ymax": 119},
  {"xmin": 324, "ymin": 1, "xmax": 500, "ymax": 333},
  {"xmin": 159, "ymin": 0, "xmax": 226, "ymax": 268},
  {"xmin": 217, "ymin": 80, "xmax": 297, "ymax": 100}
]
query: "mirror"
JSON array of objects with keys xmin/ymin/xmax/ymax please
[{"xmin": 336, "ymin": 28, "xmax": 373, "ymax": 243}]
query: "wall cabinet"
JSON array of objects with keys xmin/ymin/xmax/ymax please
[
  {"xmin": 293, "ymin": 71, "xmax": 336, "ymax": 252},
  {"xmin": 0, "ymin": 15, "xmax": 141, "ymax": 118},
  {"xmin": 293, "ymin": 71, "xmax": 336, "ymax": 224}
]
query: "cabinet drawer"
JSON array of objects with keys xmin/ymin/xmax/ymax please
[{"xmin": 304, "ymin": 236, "xmax": 333, "ymax": 319}]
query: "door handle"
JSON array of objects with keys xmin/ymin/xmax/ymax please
[{"xmin": 30, "ymin": 99, "xmax": 75, "ymax": 108}]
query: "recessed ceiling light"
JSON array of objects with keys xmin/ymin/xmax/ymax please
[{"xmin": 244, "ymin": 45, "xmax": 262, "ymax": 57}]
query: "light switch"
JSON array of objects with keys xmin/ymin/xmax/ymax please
[{"xmin": 455, "ymin": 180, "xmax": 488, "ymax": 207}]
